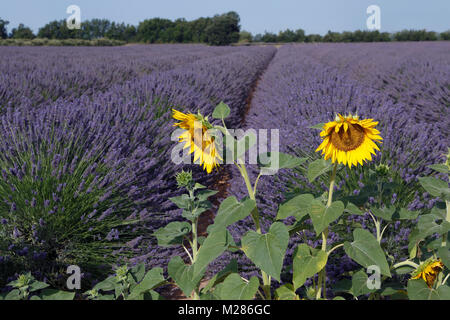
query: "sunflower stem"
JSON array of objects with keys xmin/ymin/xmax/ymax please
[
  {"xmin": 236, "ymin": 162, "xmax": 271, "ymax": 299},
  {"xmin": 443, "ymin": 200, "xmax": 449, "ymax": 247},
  {"xmin": 317, "ymin": 162, "xmax": 338, "ymax": 300},
  {"xmin": 392, "ymin": 260, "xmax": 419, "ymax": 269}
]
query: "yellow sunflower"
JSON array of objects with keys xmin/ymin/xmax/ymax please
[
  {"xmin": 172, "ymin": 109, "xmax": 222, "ymax": 174},
  {"xmin": 315, "ymin": 113, "xmax": 382, "ymax": 168},
  {"xmin": 411, "ymin": 258, "xmax": 444, "ymax": 288}
]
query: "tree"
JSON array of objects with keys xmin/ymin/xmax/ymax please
[
  {"xmin": 137, "ymin": 18, "xmax": 174, "ymax": 43},
  {"xmin": 294, "ymin": 28, "xmax": 305, "ymax": 42},
  {"xmin": 440, "ymin": 30, "xmax": 450, "ymax": 40},
  {"xmin": 0, "ymin": 18, "xmax": 9, "ymax": 39},
  {"xmin": 278, "ymin": 29, "xmax": 297, "ymax": 42},
  {"xmin": 10, "ymin": 23, "xmax": 35, "ymax": 39},
  {"xmin": 204, "ymin": 12, "xmax": 240, "ymax": 45},
  {"xmin": 37, "ymin": 20, "xmax": 81, "ymax": 39},
  {"xmin": 261, "ymin": 31, "xmax": 277, "ymax": 43},
  {"xmin": 239, "ymin": 30, "xmax": 253, "ymax": 43},
  {"xmin": 305, "ymin": 34, "xmax": 322, "ymax": 43}
]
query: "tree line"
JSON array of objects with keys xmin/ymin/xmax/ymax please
[
  {"xmin": 242, "ymin": 29, "xmax": 450, "ymax": 43},
  {"xmin": 0, "ymin": 12, "xmax": 240, "ymax": 45},
  {"xmin": 1, "ymin": 14, "xmax": 449, "ymax": 46}
]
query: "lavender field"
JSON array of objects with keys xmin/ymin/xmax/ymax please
[{"xmin": 0, "ymin": 42, "xmax": 449, "ymax": 300}]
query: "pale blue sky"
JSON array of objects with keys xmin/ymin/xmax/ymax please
[{"xmin": 1, "ymin": 0, "xmax": 449, "ymax": 35}]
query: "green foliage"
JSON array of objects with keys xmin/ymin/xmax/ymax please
[
  {"xmin": 0, "ymin": 18, "xmax": 9, "ymax": 39},
  {"xmin": 293, "ymin": 244, "xmax": 328, "ymax": 289},
  {"xmin": 3, "ymin": 273, "xmax": 74, "ymax": 300},
  {"xmin": 212, "ymin": 101, "xmax": 231, "ymax": 120},
  {"xmin": 10, "ymin": 23, "xmax": 34, "ymax": 39},
  {"xmin": 241, "ymin": 222, "xmax": 289, "ymax": 281},
  {"xmin": 87, "ymin": 263, "xmax": 166, "ymax": 300},
  {"xmin": 204, "ymin": 12, "xmax": 240, "ymax": 46},
  {"xmin": 207, "ymin": 196, "xmax": 256, "ymax": 233},
  {"xmin": 344, "ymin": 228, "xmax": 391, "ymax": 277},
  {"xmin": 212, "ymin": 273, "xmax": 259, "ymax": 300}
]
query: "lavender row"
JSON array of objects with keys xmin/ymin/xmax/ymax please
[
  {"xmin": 0, "ymin": 44, "xmax": 241, "ymax": 110},
  {"xmin": 217, "ymin": 43, "xmax": 448, "ymax": 284},
  {"xmin": 0, "ymin": 45, "xmax": 276, "ymax": 282}
]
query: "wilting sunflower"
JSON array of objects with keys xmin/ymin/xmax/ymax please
[
  {"xmin": 315, "ymin": 113, "xmax": 382, "ymax": 168},
  {"xmin": 172, "ymin": 109, "xmax": 221, "ymax": 174},
  {"xmin": 411, "ymin": 258, "xmax": 444, "ymax": 288}
]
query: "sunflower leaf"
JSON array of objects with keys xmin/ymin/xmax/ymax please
[
  {"xmin": 344, "ymin": 228, "xmax": 391, "ymax": 277},
  {"xmin": 213, "ymin": 274, "xmax": 259, "ymax": 300},
  {"xmin": 212, "ymin": 101, "xmax": 231, "ymax": 119},
  {"xmin": 276, "ymin": 193, "xmax": 314, "ymax": 221},
  {"xmin": 241, "ymin": 222, "xmax": 289, "ymax": 281},
  {"xmin": 309, "ymin": 123, "xmax": 325, "ymax": 130},
  {"xmin": 153, "ymin": 222, "xmax": 191, "ymax": 247},
  {"xmin": 427, "ymin": 164, "xmax": 449, "ymax": 174},
  {"xmin": 307, "ymin": 159, "xmax": 333, "ymax": 183},
  {"xmin": 309, "ymin": 199, "xmax": 344, "ymax": 235},
  {"xmin": 208, "ymin": 196, "xmax": 256, "ymax": 233},
  {"xmin": 293, "ymin": 244, "xmax": 328, "ymax": 289},
  {"xmin": 418, "ymin": 177, "xmax": 450, "ymax": 200}
]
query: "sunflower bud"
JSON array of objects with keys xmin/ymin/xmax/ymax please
[
  {"xmin": 176, "ymin": 170, "xmax": 193, "ymax": 188},
  {"xmin": 375, "ymin": 163, "xmax": 390, "ymax": 176}
]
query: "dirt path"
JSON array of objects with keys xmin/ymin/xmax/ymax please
[{"xmin": 162, "ymin": 47, "xmax": 278, "ymax": 300}]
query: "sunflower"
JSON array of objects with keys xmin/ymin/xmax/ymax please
[
  {"xmin": 172, "ymin": 109, "xmax": 221, "ymax": 174},
  {"xmin": 315, "ymin": 113, "xmax": 382, "ymax": 168},
  {"xmin": 411, "ymin": 258, "xmax": 444, "ymax": 288}
]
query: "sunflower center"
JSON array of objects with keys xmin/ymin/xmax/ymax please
[{"xmin": 330, "ymin": 123, "xmax": 365, "ymax": 151}]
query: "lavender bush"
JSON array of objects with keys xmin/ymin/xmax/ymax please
[{"xmin": 0, "ymin": 45, "xmax": 276, "ymax": 288}]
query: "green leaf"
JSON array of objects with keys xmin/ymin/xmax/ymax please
[
  {"xmin": 371, "ymin": 206, "xmax": 396, "ymax": 221},
  {"xmin": 407, "ymin": 279, "xmax": 441, "ymax": 300},
  {"xmin": 393, "ymin": 208, "xmax": 419, "ymax": 220},
  {"xmin": 168, "ymin": 256, "xmax": 205, "ymax": 297},
  {"xmin": 196, "ymin": 189, "xmax": 218, "ymax": 202},
  {"xmin": 193, "ymin": 183, "xmax": 206, "ymax": 190},
  {"xmin": 4, "ymin": 289, "xmax": 21, "ymax": 300},
  {"xmin": 350, "ymin": 270, "xmax": 376, "ymax": 297},
  {"xmin": 214, "ymin": 274, "xmax": 259, "ymax": 300},
  {"xmin": 208, "ymin": 197, "xmax": 256, "ymax": 233},
  {"xmin": 438, "ymin": 246, "xmax": 450, "ymax": 269},
  {"xmin": 130, "ymin": 263, "xmax": 146, "ymax": 283},
  {"xmin": 144, "ymin": 290, "xmax": 165, "ymax": 300},
  {"xmin": 275, "ymin": 284, "xmax": 299, "ymax": 300},
  {"xmin": 309, "ymin": 200, "xmax": 344, "ymax": 235},
  {"xmin": 202, "ymin": 259, "xmax": 238, "ymax": 294},
  {"xmin": 437, "ymin": 285, "xmax": 450, "ymax": 300},
  {"xmin": 212, "ymin": 101, "xmax": 231, "ymax": 119},
  {"xmin": 154, "ymin": 221, "xmax": 191, "ymax": 247},
  {"xmin": 293, "ymin": 244, "xmax": 328, "ymax": 289},
  {"xmin": 128, "ymin": 268, "xmax": 165, "ymax": 300},
  {"xmin": 40, "ymin": 289, "xmax": 75, "ymax": 300},
  {"xmin": 29, "ymin": 281, "xmax": 50, "ymax": 292},
  {"xmin": 258, "ymin": 152, "xmax": 306, "ymax": 174},
  {"xmin": 307, "ymin": 159, "xmax": 333, "ymax": 183},
  {"xmin": 309, "ymin": 123, "xmax": 325, "ymax": 130},
  {"xmin": 276, "ymin": 193, "xmax": 314, "ymax": 221},
  {"xmin": 193, "ymin": 229, "xmax": 232, "ymax": 279},
  {"xmin": 94, "ymin": 276, "xmax": 117, "ymax": 292},
  {"xmin": 241, "ymin": 222, "xmax": 289, "ymax": 281},
  {"xmin": 169, "ymin": 194, "xmax": 191, "ymax": 209},
  {"xmin": 416, "ymin": 208, "xmax": 450, "ymax": 239},
  {"xmin": 418, "ymin": 176, "xmax": 450, "ymax": 199},
  {"xmin": 427, "ymin": 164, "xmax": 449, "ymax": 174},
  {"xmin": 345, "ymin": 202, "xmax": 364, "ymax": 215},
  {"xmin": 344, "ymin": 228, "xmax": 391, "ymax": 277}
]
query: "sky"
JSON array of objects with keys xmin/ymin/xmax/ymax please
[{"xmin": 1, "ymin": 0, "xmax": 449, "ymax": 35}]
